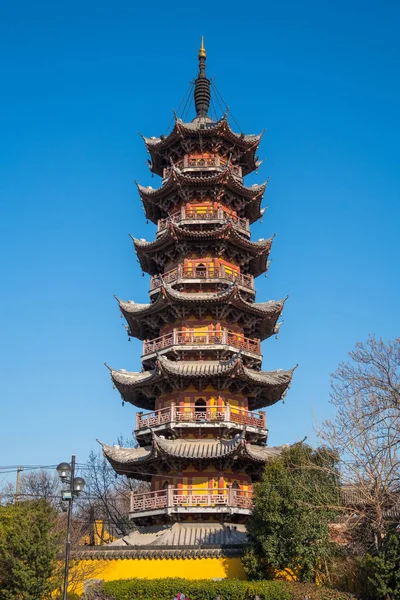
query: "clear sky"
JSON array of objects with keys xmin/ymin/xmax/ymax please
[{"xmin": 0, "ymin": 0, "xmax": 399, "ymax": 479}]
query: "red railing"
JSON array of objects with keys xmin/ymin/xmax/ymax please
[
  {"xmin": 162, "ymin": 155, "xmax": 242, "ymax": 180},
  {"xmin": 150, "ymin": 265, "xmax": 254, "ymax": 292},
  {"xmin": 130, "ymin": 490, "xmax": 168, "ymax": 513},
  {"xmin": 136, "ymin": 404, "xmax": 266, "ymax": 430},
  {"xmin": 130, "ymin": 488, "xmax": 253, "ymax": 514},
  {"xmin": 157, "ymin": 206, "xmax": 249, "ymax": 234},
  {"xmin": 142, "ymin": 328, "xmax": 261, "ymax": 356}
]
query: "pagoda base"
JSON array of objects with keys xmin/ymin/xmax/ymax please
[{"xmin": 74, "ymin": 523, "xmax": 248, "ymax": 593}]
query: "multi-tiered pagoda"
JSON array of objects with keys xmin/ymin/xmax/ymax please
[{"xmin": 101, "ymin": 41, "xmax": 295, "ymax": 551}]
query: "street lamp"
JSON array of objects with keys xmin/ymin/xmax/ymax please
[{"xmin": 56, "ymin": 455, "xmax": 85, "ymax": 600}]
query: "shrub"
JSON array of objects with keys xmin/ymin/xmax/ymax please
[
  {"xmin": 102, "ymin": 578, "xmax": 289, "ymax": 600},
  {"xmin": 362, "ymin": 532, "xmax": 400, "ymax": 599},
  {"xmin": 99, "ymin": 577, "xmax": 354, "ymax": 600}
]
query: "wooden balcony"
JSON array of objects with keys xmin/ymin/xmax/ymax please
[
  {"xmin": 157, "ymin": 205, "xmax": 249, "ymax": 235},
  {"xmin": 135, "ymin": 403, "xmax": 267, "ymax": 432},
  {"xmin": 129, "ymin": 487, "xmax": 253, "ymax": 519},
  {"xmin": 162, "ymin": 155, "xmax": 243, "ymax": 181},
  {"xmin": 142, "ymin": 328, "xmax": 261, "ymax": 357},
  {"xmin": 150, "ymin": 265, "xmax": 254, "ymax": 293}
]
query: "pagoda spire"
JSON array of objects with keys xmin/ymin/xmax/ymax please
[{"xmin": 194, "ymin": 36, "xmax": 211, "ymax": 118}]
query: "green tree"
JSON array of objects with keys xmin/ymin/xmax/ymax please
[
  {"xmin": 243, "ymin": 444, "xmax": 340, "ymax": 583},
  {"xmin": 0, "ymin": 499, "xmax": 61, "ymax": 600},
  {"xmin": 363, "ymin": 530, "xmax": 400, "ymax": 600}
]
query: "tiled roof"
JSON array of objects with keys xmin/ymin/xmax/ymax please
[
  {"xmin": 116, "ymin": 284, "xmax": 286, "ymax": 341},
  {"xmin": 155, "ymin": 435, "xmax": 242, "ymax": 459},
  {"xmin": 132, "ymin": 223, "xmax": 273, "ymax": 277},
  {"xmin": 143, "ymin": 116, "xmax": 262, "ymax": 149},
  {"xmin": 100, "ymin": 432, "xmax": 283, "ymax": 476},
  {"xmin": 136, "ymin": 168, "xmax": 266, "ymax": 201},
  {"xmin": 113, "ymin": 521, "xmax": 248, "ymax": 547},
  {"xmin": 109, "ymin": 355, "xmax": 295, "ymax": 411},
  {"xmin": 133, "ymin": 222, "xmax": 272, "ymax": 251},
  {"xmin": 140, "ymin": 116, "xmax": 263, "ymax": 179}
]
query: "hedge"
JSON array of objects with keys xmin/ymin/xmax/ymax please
[{"xmin": 97, "ymin": 578, "xmax": 354, "ymax": 600}]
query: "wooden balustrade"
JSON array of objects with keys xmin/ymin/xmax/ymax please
[
  {"xmin": 157, "ymin": 205, "xmax": 249, "ymax": 233},
  {"xmin": 135, "ymin": 404, "xmax": 266, "ymax": 430},
  {"xmin": 150, "ymin": 265, "xmax": 254, "ymax": 291},
  {"xmin": 130, "ymin": 487, "xmax": 253, "ymax": 514},
  {"xmin": 142, "ymin": 328, "xmax": 261, "ymax": 356},
  {"xmin": 162, "ymin": 155, "xmax": 242, "ymax": 180}
]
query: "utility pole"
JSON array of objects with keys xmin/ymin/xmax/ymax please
[{"xmin": 15, "ymin": 467, "xmax": 23, "ymax": 502}]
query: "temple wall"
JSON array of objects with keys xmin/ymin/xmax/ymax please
[
  {"xmin": 165, "ymin": 256, "xmax": 240, "ymax": 272},
  {"xmin": 151, "ymin": 467, "xmax": 253, "ymax": 492},
  {"xmin": 159, "ymin": 317, "xmax": 245, "ymax": 337},
  {"xmin": 155, "ymin": 388, "xmax": 248, "ymax": 411},
  {"xmin": 183, "ymin": 257, "xmax": 240, "ymax": 270},
  {"xmin": 73, "ymin": 556, "xmax": 247, "ymax": 593}
]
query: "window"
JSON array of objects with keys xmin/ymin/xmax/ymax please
[
  {"xmin": 195, "ymin": 399, "xmax": 207, "ymax": 420},
  {"xmin": 195, "ymin": 263, "xmax": 207, "ymax": 278}
]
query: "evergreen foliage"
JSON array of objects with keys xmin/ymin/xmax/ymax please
[
  {"xmin": 363, "ymin": 531, "xmax": 400, "ymax": 599},
  {"xmin": 0, "ymin": 499, "xmax": 60, "ymax": 600},
  {"xmin": 98, "ymin": 577, "xmax": 354, "ymax": 600},
  {"xmin": 242, "ymin": 444, "xmax": 340, "ymax": 582}
]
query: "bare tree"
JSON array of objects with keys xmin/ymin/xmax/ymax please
[
  {"xmin": 79, "ymin": 444, "xmax": 149, "ymax": 540},
  {"xmin": 19, "ymin": 469, "xmax": 61, "ymax": 504},
  {"xmin": 0, "ymin": 469, "xmax": 61, "ymax": 507},
  {"xmin": 318, "ymin": 336, "xmax": 400, "ymax": 555},
  {"xmin": 331, "ymin": 336, "xmax": 400, "ymax": 448}
]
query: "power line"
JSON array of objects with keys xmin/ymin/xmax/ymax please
[{"xmin": 211, "ymin": 80, "xmax": 243, "ymax": 133}]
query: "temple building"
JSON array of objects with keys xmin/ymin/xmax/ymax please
[{"xmin": 93, "ymin": 40, "xmax": 295, "ymax": 576}]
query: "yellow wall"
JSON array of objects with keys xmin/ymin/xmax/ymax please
[{"xmin": 75, "ymin": 556, "xmax": 246, "ymax": 593}]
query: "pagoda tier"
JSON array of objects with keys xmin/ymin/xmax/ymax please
[
  {"xmin": 137, "ymin": 168, "xmax": 266, "ymax": 224},
  {"xmin": 116, "ymin": 284, "xmax": 286, "ymax": 340},
  {"xmin": 132, "ymin": 223, "xmax": 273, "ymax": 276},
  {"xmin": 100, "ymin": 433, "xmax": 281, "ymax": 482},
  {"xmin": 142, "ymin": 115, "xmax": 263, "ymax": 178},
  {"xmin": 108, "ymin": 355, "xmax": 294, "ymax": 411},
  {"xmin": 148, "ymin": 263, "xmax": 256, "ymax": 300}
]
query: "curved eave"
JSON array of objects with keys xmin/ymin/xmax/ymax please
[
  {"xmin": 132, "ymin": 225, "xmax": 273, "ymax": 277},
  {"xmin": 240, "ymin": 365, "xmax": 296, "ymax": 410},
  {"xmin": 100, "ymin": 442, "xmax": 154, "ymax": 478},
  {"xmin": 111, "ymin": 367, "xmax": 160, "ymax": 411},
  {"xmin": 109, "ymin": 358, "xmax": 296, "ymax": 411},
  {"xmin": 101, "ymin": 434, "xmax": 279, "ymax": 479},
  {"xmin": 142, "ymin": 117, "xmax": 263, "ymax": 177},
  {"xmin": 137, "ymin": 169, "xmax": 266, "ymax": 202},
  {"xmin": 117, "ymin": 286, "xmax": 286, "ymax": 341},
  {"xmin": 142, "ymin": 194, "xmax": 263, "ymax": 226},
  {"xmin": 101, "ymin": 433, "xmax": 246, "ymax": 478},
  {"xmin": 143, "ymin": 117, "xmax": 262, "ymax": 150},
  {"xmin": 243, "ymin": 443, "xmax": 282, "ymax": 463},
  {"xmin": 155, "ymin": 433, "xmax": 243, "ymax": 459}
]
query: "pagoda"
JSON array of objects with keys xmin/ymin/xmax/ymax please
[{"xmin": 101, "ymin": 40, "xmax": 295, "ymax": 555}]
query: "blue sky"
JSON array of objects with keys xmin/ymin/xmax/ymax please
[{"xmin": 0, "ymin": 0, "xmax": 399, "ymax": 478}]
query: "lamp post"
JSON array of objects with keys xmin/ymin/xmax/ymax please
[{"xmin": 56, "ymin": 455, "xmax": 85, "ymax": 600}]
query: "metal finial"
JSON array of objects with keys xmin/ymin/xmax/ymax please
[{"xmin": 198, "ymin": 36, "xmax": 206, "ymax": 60}]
